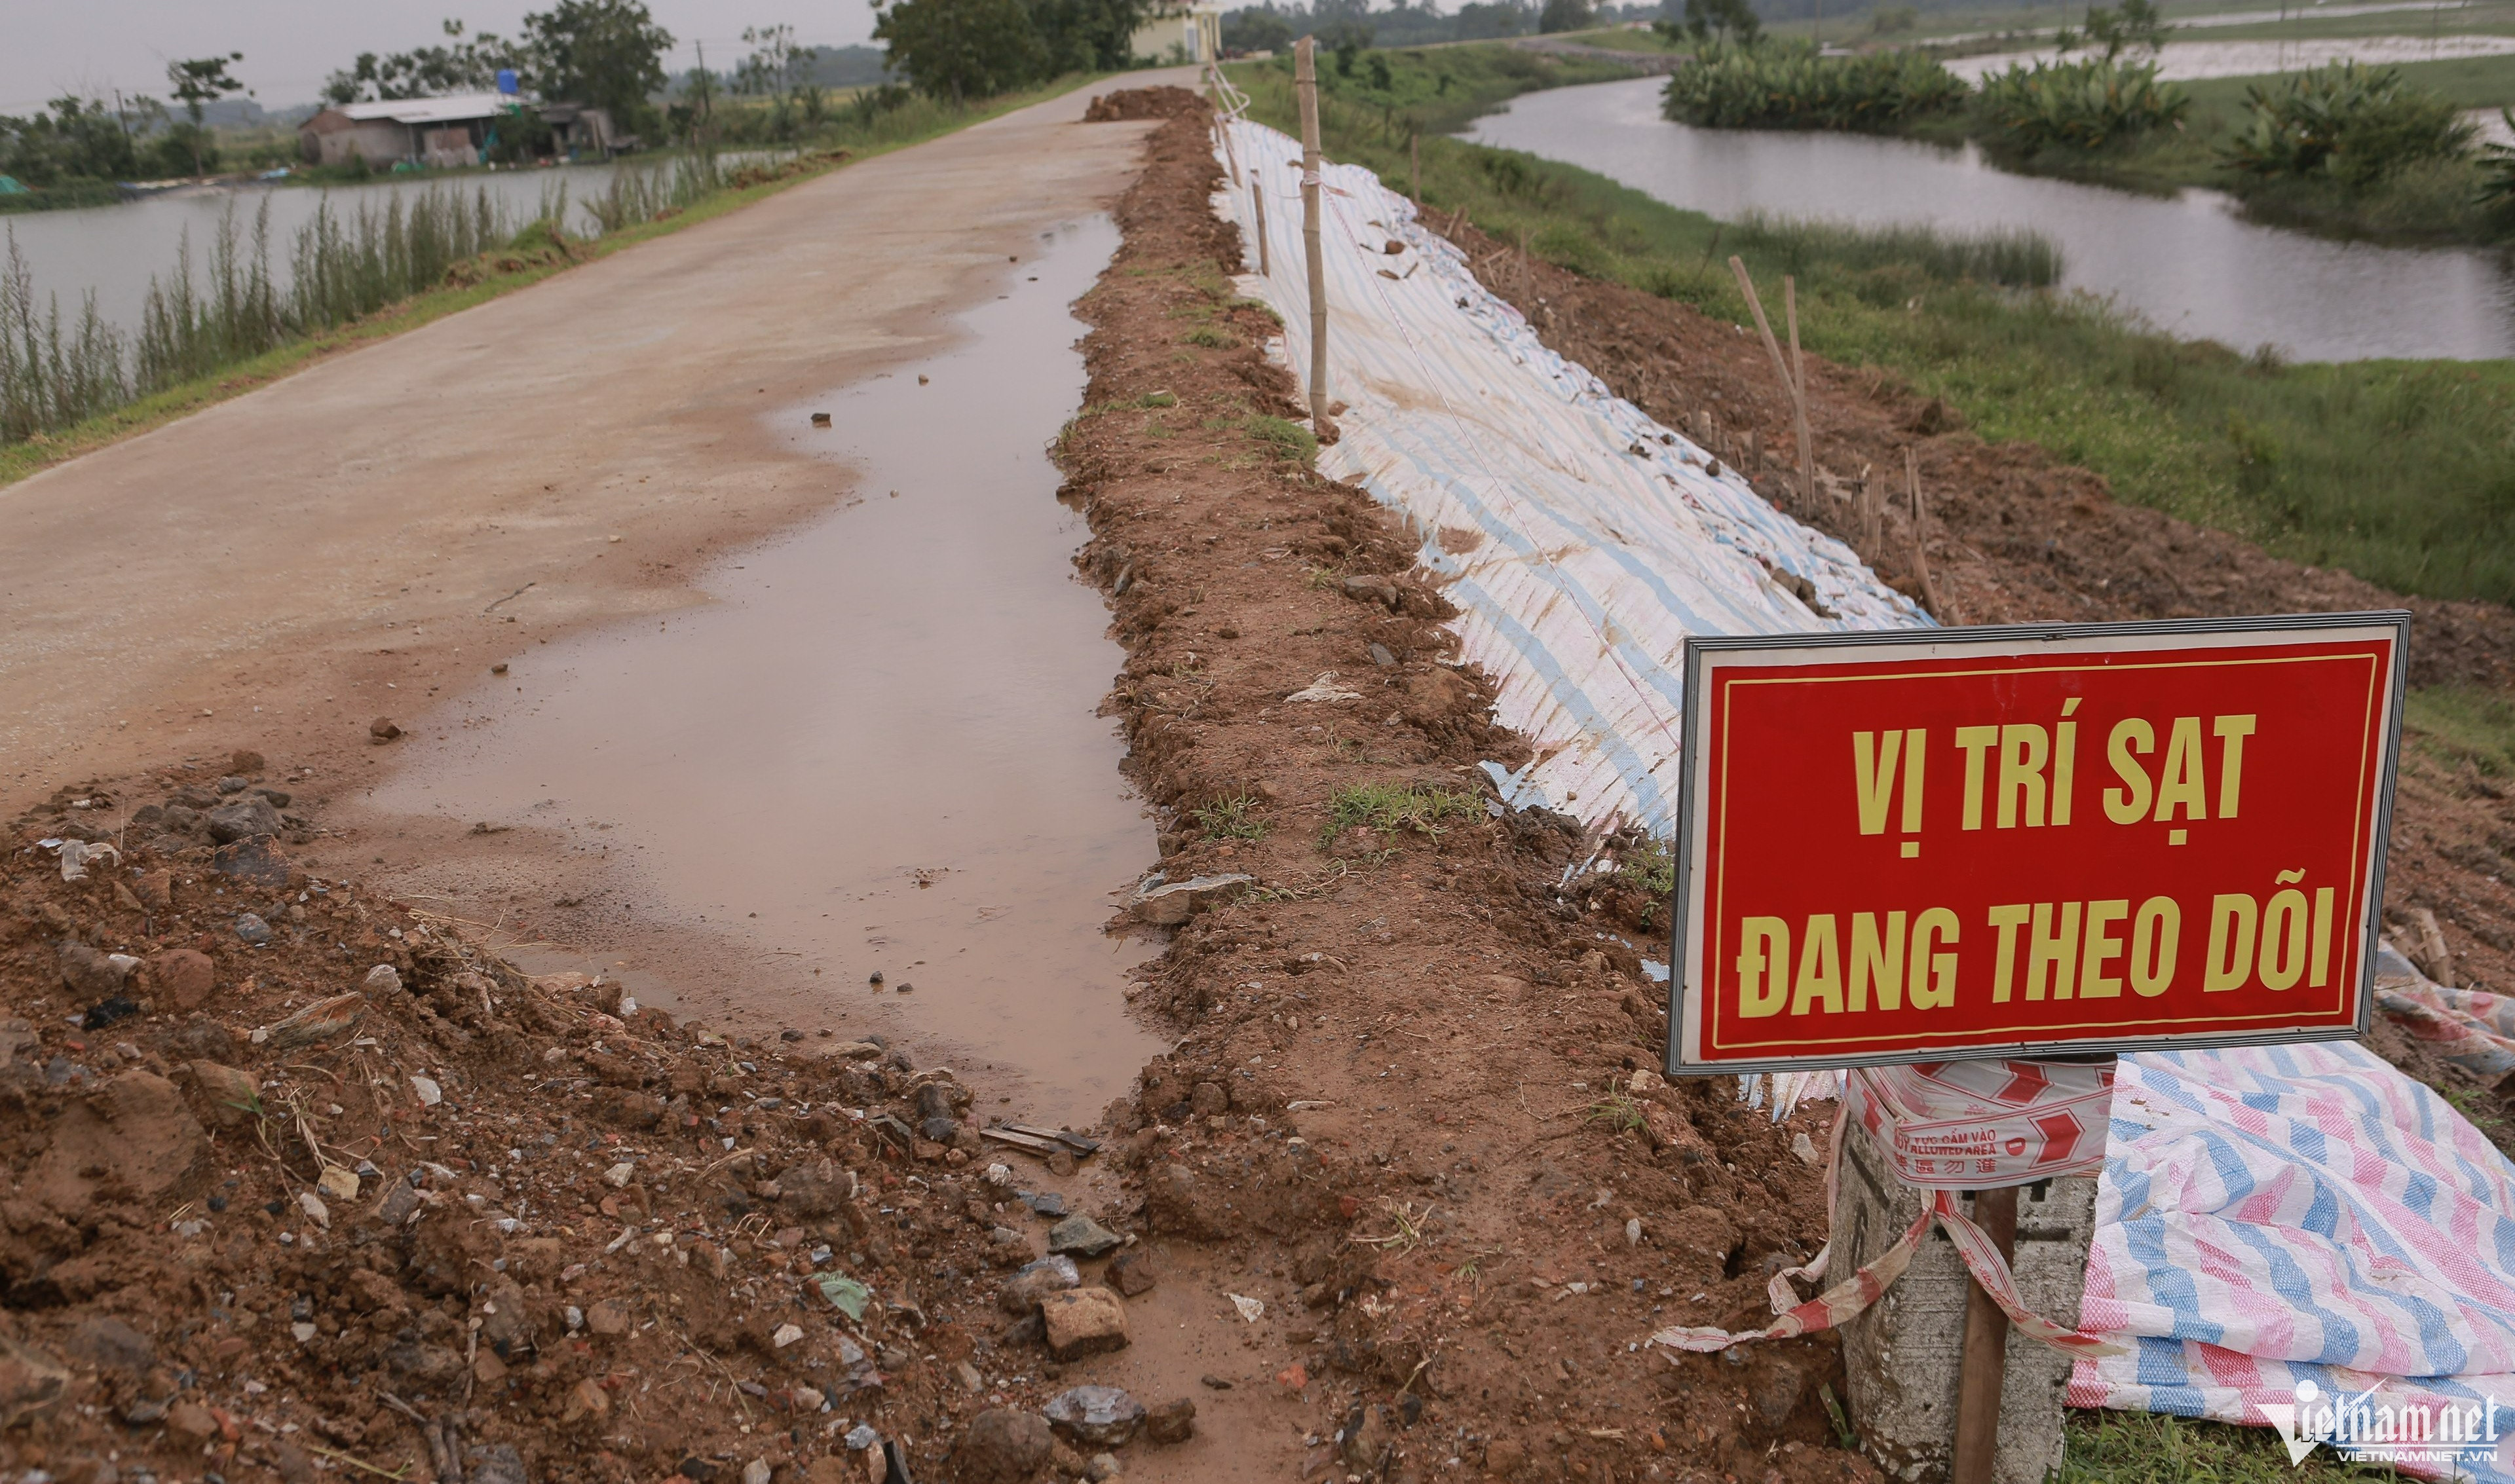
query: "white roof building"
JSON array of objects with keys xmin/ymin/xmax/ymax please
[{"xmin": 333, "ymin": 94, "xmax": 517, "ymax": 126}]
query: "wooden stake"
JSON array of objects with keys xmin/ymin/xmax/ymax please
[
  {"xmin": 1906, "ymin": 447, "xmax": 1948, "ymax": 622},
  {"xmin": 1410, "ymin": 131, "xmax": 1421, "ymax": 208},
  {"xmin": 1784, "ymin": 274, "xmax": 1815, "ymax": 510},
  {"xmin": 1295, "ymin": 37, "xmax": 1330, "ymax": 432},
  {"xmin": 1951, "ymin": 1185, "xmax": 2018, "ymax": 1484},
  {"xmin": 1857, "ymin": 464, "xmax": 1882, "ymax": 553},
  {"xmin": 1211, "ymin": 64, "xmax": 1241, "ymax": 187},
  {"xmin": 1728, "ymin": 257, "xmax": 1806, "ymax": 512},
  {"xmin": 1253, "ymin": 182, "xmax": 1269, "ymax": 277}
]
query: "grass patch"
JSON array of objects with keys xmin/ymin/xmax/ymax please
[
  {"xmin": 1243, "ymin": 413, "xmax": 1318, "ymax": 463},
  {"xmin": 1319, "ymin": 780, "xmax": 1485, "ymax": 847},
  {"xmin": 0, "ymin": 74, "xmax": 1104, "ymax": 489},
  {"xmin": 1587, "ymin": 1088, "xmax": 1648, "ymax": 1134},
  {"xmin": 1184, "ymin": 324, "xmax": 1242, "ymax": 348},
  {"xmin": 1194, "ymin": 792, "xmax": 1270, "ymax": 842},
  {"xmin": 2404, "ymin": 685, "xmax": 2515, "ymax": 777},
  {"xmin": 1226, "ymin": 46, "xmax": 2515, "ymax": 607},
  {"xmin": 1617, "ymin": 835, "xmax": 1677, "ymax": 899},
  {"xmin": 2059, "ymin": 1407, "xmax": 2401, "ymax": 1483},
  {"xmin": 1728, "ymin": 210, "xmax": 2062, "ymax": 287}
]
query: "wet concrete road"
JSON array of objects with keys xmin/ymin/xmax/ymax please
[
  {"xmin": 369, "ymin": 216, "xmax": 1166, "ymax": 1121},
  {"xmin": 0, "ymin": 73, "xmax": 1188, "ymax": 1115}
]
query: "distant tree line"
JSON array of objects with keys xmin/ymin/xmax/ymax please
[
  {"xmin": 872, "ymin": 0, "xmax": 1148, "ymax": 101},
  {"xmin": 3, "ymin": 54, "xmax": 250, "ymax": 189}
]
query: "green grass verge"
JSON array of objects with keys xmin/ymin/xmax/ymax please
[
  {"xmin": 0, "ymin": 75, "xmax": 1102, "ymax": 491},
  {"xmin": 2062, "ymin": 1409, "xmax": 2403, "ymax": 1482},
  {"xmin": 2406, "ymin": 684, "xmax": 2515, "ymax": 775},
  {"xmin": 1240, "ymin": 40, "xmax": 1646, "ymax": 138},
  {"xmin": 1226, "ymin": 45, "xmax": 2515, "ymax": 606}
]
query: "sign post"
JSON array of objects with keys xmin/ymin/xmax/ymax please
[{"xmin": 1665, "ymin": 613, "xmax": 2408, "ymax": 1482}]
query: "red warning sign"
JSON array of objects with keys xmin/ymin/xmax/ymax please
[{"xmin": 1667, "ymin": 614, "xmax": 2406, "ymax": 1074}]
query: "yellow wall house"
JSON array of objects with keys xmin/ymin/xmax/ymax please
[{"xmin": 1130, "ymin": 3, "xmax": 1223, "ymax": 64}]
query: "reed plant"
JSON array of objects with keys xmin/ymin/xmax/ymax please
[
  {"xmin": 1974, "ymin": 58, "xmax": 2189, "ymax": 153},
  {"xmin": 2219, "ymin": 62, "xmax": 2475, "ymax": 187},
  {"xmin": 1728, "ymin": 211, "xmax": 2062, "ymax": 289},
  {"xmin": 582, "ymin": 149, "xmax": 725, "ymax": 234},
  {"xmin": 0, "ymin": 234, "xmax": 127, "ymax": 441},
  {"xmin": 1661, "ymin": 43, "xmax": 1969, "ymax": 132},
  {"xmin": 7, "ymin": 180, "xmax": 570, "ymax": 444}
]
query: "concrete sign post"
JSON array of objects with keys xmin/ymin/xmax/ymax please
[{"xmin": 1664, "ymin": 614, "xmax": 2408, "ymax": 1483}]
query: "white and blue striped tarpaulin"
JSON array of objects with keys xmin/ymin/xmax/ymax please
[
  {"xmin": 1211, "ymin": 112, "xmax": 2515, "ymax": 1475},
  {"xmin": 1214, "ymin": 114, "xmax": 1930, "ymax": 836}
]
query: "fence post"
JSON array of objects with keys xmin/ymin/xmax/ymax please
[
  {"xmin": 1907, "ymin": 447, "xmax": 1949, "ymax": 623},
  {"xmin": 1295, "ymin": 37, "xmax": 1330, "ymax": 431},
  {"xmin": 1253, "ymin": 182, "xmax": 1269, "ymax": 277},
  {"xmin": 1784, "ymin": 274, "xmax": 1815, "ymax": 510},
  {"xmin": 1951, "ymin": 1186, "xmax": 2018, "ymax": 1484}
]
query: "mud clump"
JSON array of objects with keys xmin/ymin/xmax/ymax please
[{"xmin": 0, "ymin": 762, "xmax": 1171, "ymax": 1483}]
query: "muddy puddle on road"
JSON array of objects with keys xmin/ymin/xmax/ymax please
[{"xmin": 370, "ymin": 214, "xmax": 1164, "ymax": 1122}]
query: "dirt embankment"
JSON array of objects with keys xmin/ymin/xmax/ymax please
[{"xmin": 1048, "ymin": 93, "xmax": 1858, "ymax": 1481}]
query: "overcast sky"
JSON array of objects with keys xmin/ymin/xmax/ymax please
[{"xmin": 5, "ymin": 1, "xmax": 886, "ymax": 116}]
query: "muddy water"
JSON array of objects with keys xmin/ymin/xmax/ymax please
[{"xmin": 369, "ymin": 213, "xmax": 1163, "ymax": 1122}]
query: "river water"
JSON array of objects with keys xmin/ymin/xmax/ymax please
[
  {"xmin": 1465, "ymin": 77, "xmax": 2515, "ymax": 362},
  {"xmin": 2, "ymin": 157, "xmax": 723, "ymax": 339}
]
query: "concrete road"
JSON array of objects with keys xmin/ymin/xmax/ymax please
[{"xmin": 0, "ymin": 74, "xmax": 1175, "ymax": 797}]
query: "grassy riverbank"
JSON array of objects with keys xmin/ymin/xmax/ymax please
[
  {"xmin": 0, "ymin": 76, "xmax": 1097, "ymax": 488},
  {"xmin": 1229, "ymin": 44, "xmax": 2515, "ymax": 607},
  {"xmin": 1959, "ymin": 54, "xmax": 2515, "ymax": 240}
]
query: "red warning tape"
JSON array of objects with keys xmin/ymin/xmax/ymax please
[{"xmin": 1648, "ymin": 1060, "xmax": 2125, "ymax": 1358}]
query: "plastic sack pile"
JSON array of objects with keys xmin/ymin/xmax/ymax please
[{"xmin": 1207, "ymin": 112, "xmax": 2515, "ymax": 1474}]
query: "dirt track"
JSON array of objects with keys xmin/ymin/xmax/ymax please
[{"xmin": 0, "ymin": 77, "xmax": 1171, "ymax": 798}]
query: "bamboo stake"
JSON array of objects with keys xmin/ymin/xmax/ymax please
[
  {"xmin": 1784, "ymin": 275, "xmax": 1815, "ymax": 509},
  {"xmin": 1253, "ymin": 182, "xmax": 1269, "ymax": 277},
  {"xmin": 1951, "ymin": 1186, "xmax": 2018, "ymax": 1484},
  {"xmin": 1211, "ymin": 65, "xmax": 1241, "ymax": 186},
  {"xmin": 1295, "ymin": 37, "xmax": 1329, "ymax": 431},
  {"xmin": 1857, "ymin": 463, "xmax": 1881, "ymax": 553},
  {"xmin": 1728, "ymin": 257, "xmax": 1807, "ymax": 513},
  {"xmin": 1906, "ymin": 446, "xmax": 1948, "ymax": 621},
  {"xmin": 1409, "ymin": 131, "xmax": 1421, "ymax": 208}
]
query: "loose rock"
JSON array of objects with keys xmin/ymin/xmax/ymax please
[
  {"xmin": 999, "ymin": 1255, "xmax": 1082, "ymax": 1314},
  {"xmin": 1145, "ymin": 1398, "xmax": 1196, "ymax": 1444},
  {"xmin": 204, "ymin": 794, "xmax": 284, "ymax": 844},
  {"xmin": 956, "ymin": 1408, "xmax": 1053, "ymax": 1484},
  {"xmin": 1038, "ymin": 1288, "xmax": 1130, "ymax": 1360},
  {"xmin": 1043, "ymin": 1385, "xmax": 1144, "ymax": 1447},
  {"xmin": 1046, "ymin": 1214, "xmax": 1123, "ymax": 1258},
  {"xmin": 148, "ymin": 948, "xmax": 217, "ymax": 1009}
]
